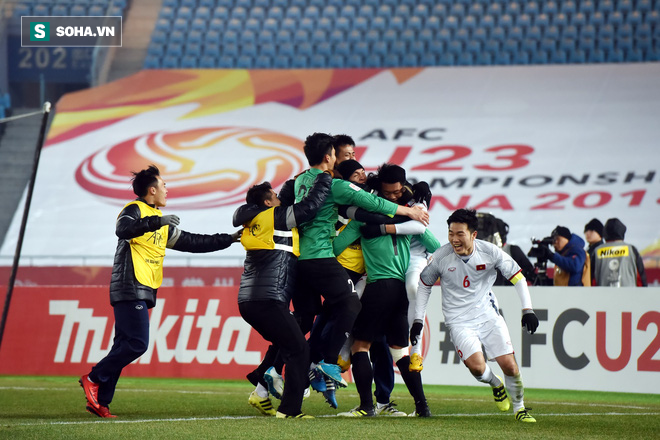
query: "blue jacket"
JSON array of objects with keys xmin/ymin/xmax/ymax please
[{"xmin": 550, "ymin": 233, "xmax": 587, "ymax": 286}]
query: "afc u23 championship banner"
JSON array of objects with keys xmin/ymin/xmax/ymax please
[
  {"xmin": 0, "ymin": 286, "xmax": 658, "ymax": 394},
  {"xmin": 0, "ymin": 64, "xmax": 659, "ymax": 268}
]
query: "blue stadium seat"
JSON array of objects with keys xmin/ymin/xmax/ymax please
[
  {"xmin": 181, "ymin": 55, "xmax": 198, "ymax": 68},
  {"xmin": 340, "ymin": 5, "xmax": 356, "ymax": 18},
  {"xmin": 544, "ymin": 25, "xmax": 560, "ymax": 40},
  {"xmin": 598, "ymin": 24, "xmax": 614, "ymax": 38},
  {"xmin": 597, "ymin": 37, "xmax": 614, "ymax": 52},
  {"xmin": 304, "ymin": 6, "xmax": 320, "ymax": 20},
  {"xmin": 526, "ymin": 25, "xmax": 542, "ymax": 40},
  {"xmin": 162, "ymin": 0, "xmax": 177, "ymax": 6},
  {"xmin": 144, "ymin": 55, "xmax": 160, "ymax": 69},
  {"xmin": 637, "ymin": 0, "xmax": 652, "ymax": 11},
  {"xmin": 589, "ymin": 11, "xmax": 605, "ymax": 26},
  {"xmin": 551, "ymin": 49, "xmax": 568, "ymax": 63},
  {"xmin": 484, "ymin": 39, "xmax": 500, "ymax": 53},
  {"xmin": 335, "ymin": 42, "xmax": 351, "ymax": 56},
  {"xmin": 310, "ymin": 29, "xmax": 326, "ymax": 44},
  {"xmin": 394, "ymin": 4, "xmax": 410, "ymax": 17},
  {"xmin": 33, "ymin": 4, "xmax": 49, "ymax": 16},
  {"xmin": 260, "ymin": 43, "xmax": 277, "ymax": 57},
  {"xmin": 490, "ymin": 26, "xmax": 506, "ymax": 41},
  {"xmin": 540, "ymin": 38, "xmax": 556, "ymax": 52},
  {"xmin": 223, "ymin": 30, "xmax": 238, "ymax": 44},
  {"xmin": 514, "ymin": 51, "xmax": 530, "ymax": 65},
  {"xmin": 562, "ymin": 0, "xmax": 577, "ymax": 14},
  {"xmin": 580, "ymin": 24, "xmax": 596, "ymax": 39},
  {"xmin": 400, "ymin": 53, "xmax": 418, "ymax": 67},
  {"xmin": 297, "ymin": 42, "xmax": 313, "ymax": 57},
  {"xmin": 255, "ymin": 55, "xmax": 273, "ymax": 69},
  {"xmin": 447, "ymin": 40, "xmax": 462, "ymax": 55},
  {"xmin": 619, "ymin": 23, "xmax": 633, "ymax": 38},
  {"xmin": 310, "ymin": 54, "xmax": 327, "ymax": 68},
  {"xmin": 438, "ymin": 52, "xmax": 456, "ymax": 66},
  {"xmin": 563, "ymin": 25, "xmax": 578, "ymax": 39},
  {"xmin": 152, "ymin": 30, "xmax": 167, "ymax": 45},
  {"xmin": 267, "ymin": 7, "xmax": 284, "ymax": 21},
  {"xmin": 559, "ymin": 38, "xmax": 575, "ymax": 52},
  {"xmin": 454, "ymin": 28, "xmax": 469, "ymax": 42},
  {"xmin": 162, "ymin": 56, "xmax": 179, "ymax": 68},
  {"xmin": 494, "ymin": 51, "xmax": 511, "ymax": 64},
  {"xmin": 486, "ymin": 3, "xmax": 502, "ymax": 16},
  {"xmin": 218, "ymin": 56, "xmax": 235, "ymax": 68},
  {"xmin": 542, "ymin": 1, "xmax": 558, "ymax": 15},
  {"xmin": 476, "ymin": 52, "xmax": 493, "ymax": 65},
  {"xmin": 647, "ymin": 11, "xmax": 660, "ymax": 25},
  {"xmin": 272, "ymin": 0, "xmax": 288, "ymax": 7},
  {"xmin": 191, "ymin": 18, "xmax": 207, "ymax": 32},
  {"xmin": 177, "ymin": 6, "xmax": 193, "ymax": 21},
  {"xmin": 180, "ymin": 0, "xmax": 196, "ymax": 8},
  {"xmin": 298, "ymin": 17, "xmax": 314, "ymax": 33},
  {"xmin": 293, "ymin": 30, "xmax": 309, "ymax": 44},
  {"xmin": 314, "ymin": 17, "xmax": 331, "ymax": 32},
  {"xmin": 147, "ymin": 43, "xmax": 164, "ymax": 57},
  {"xmin": 358, "ymin": 5, "xmax": 374, "ymax": 18},
  {"xmin": 71, "ymin": 5, "xmax": 87, "ymax": 16},
  {"xmin": 408, "ymin": 16, "xmax": 423, "ymax": 31},
  {"xmin": 523, "ymin": 1, "xmax": 539, "ymax": 15},
  {"xmin": 578, "ymin": 37, "xmax": 595, "ymax": 51},
  {"xmin": 243, "ymin": 17, "xmax": 259, "ymax": 32},
  {"xmin": 617, "ymin": 37, "xmax": 633, "ymax": 51},
  {"xmin": 608, "ymin": 11, "xmax": 624, "ymax": 26},
  {"xmin": 428, "ymin": 40, "xmax": 444, "ymax": 54},
  {"xmin": 606, "ymin": 49, "xmax": 624, "ymax": 62},
  {"xmin": 166, "ymin": 43, "xmax": 183, "ymax": 57},
  {"xmin": 241, "ymin": 30, "xmax": 256, "ymax": 45},
  {"xmin": 578, "ymin": 0, "xmax": 595, "ymax": 13},
  {"xmin": 468, "ymin": 3, "xmax": 484, "ymax": 17},
  {"xmin": 597, "ymin": 0, "xmax": 614, "ymax": 13},
  {"xmin": 383, "ymin": 53, "xmax": 400, "ymax": 67},
  {"xmin": 203, "ymin": 30, "xmax": 220, "ymax": 46},
  {"xmin": 508, "ymin": 26, "xmax": 523, "ymax": 40},
  {"xmin": 195, "ymin": 6, "xmax": 211, "ymax": 21},
  {"xmin": 521, "ymin": 39, "xmax": 537, "ymax": 52},
  {"xmin": 553, "ymin": 13, "xmax": 568, "ymax": 28},
  {"xmin": 420, "ymin": 53, "xmax": 437, "ymax": 66},
  {"xmin": 567, "ymin": 49, "xmax": 585, "ymax": 63},
  {"xmin": 626, "ymin": 11, "xmax": 642, "ymax": 25},
  {"xmin": 346, "ymin": 54, "xmax": 363, "ymax": 68},
  {"xmin": 316, "ymin": 42, "xmax": 332, "ymax": 56},
  {"xmin": 262, "ymin": 18, "xmax": 278, "ymax": 32},
  {"xmin": 466, "ymin": 39, "xmax": 482, "ymax": 54},
  {"xmin": 222, "ymin": 44, "xmax": 239, "ymax": 57},
  {"xmin": 213, "ymin": 7, "xmax": 229, "ymax": 20},
  {"xmin": 336, "ymin": 16, "xmax": 351, "ymax": 32},
  {"xmin": 227, "ymin": 18, "xmax": 242, "ymax": 32},
  {"xmin": 172, "ymin": 18, "xmax": 188, "ymax": 32},
  {"xmin": 391, "ymin": 41, "xmax": 407, "ymax": 55},
  {"xmin": 419, "ymin": 28, "xmax": 435, "ymax": 43},
  {"xmin": 278, "ymin": 42, "xmax": 295, "ymax": 57},
  {"xmin": 372, "ymin": 41, "xmax": 388, "ymax": 56},
  {"xmin": 328, "ymin": 54, "xmax": 345, "ymax": 68},
  {"xmin": 571, "ymin": 12, "xmax": 587, "ymax": 27},
  {"xmin": 587, "ymin": 49, "xmax": 605, "ymax": 63},
  {"xmin": 532, "ymin": 50, "xmax": 549, "ymax": 64},
  {"xmin": 409, "ymin": 40, "xmax": 425, "ymax": 55},
  {"xmin": 321, "ymin": 5, "xmax": 338, "ymax": 19},
  {"xmin": 636, "ymin": 23, "xmax": 652, "ymax": 38},
  {"xmin": 258, "ymin": 30, "xmax": 274, "ymax": 44},
  {"xmin": 364, "ymin": 54, "xmax": 381, "ymax": 68},
  {"xmin": 426, "ymin": 16, "xmax": 441, "ymax": 31},
  {"xmin": 376, "ymin": 4, "xmax": 392, "ymax": 18},
  {"xmin": 625, "ymin": 48, "xmax": 643, "ymax": 62},
  {"xmin": 232, "ymin": 7, "xmax": 248, "ymax": 20},
  {"xmin": 450, "ymin": 3, "xmax": 466, "ymax": 18},
  {"xmin": 479, "ymin": 14, "xmax": 496, "ymax": 31},
  {"xmin": 505, "ymin": 1, "xmax": 521, "ymax": 15},
  {"xmin": 503, "ymin": 39, "xmax": 519, "ymax": 53},
  {"xmin": 444, "ymin": 16, "xmax": 460, "ymax": 32},
  {"xmin": 281, "ymin": 18, "xmax": 297, "ymax": 32},
  {"xmin": 516, "ymin": 13, "xmax": 532, "ymax": 28},
  {"xmin": 186, "ymin": 30, "xmax": 202, "ymax": 45},
  {"xmin": 169, "ymin": 30, "xmax": 185, "ymax": 44},
  {"xmin": 352, "ymin": 41, "xmax": 369, "ymax": 56},
  {"xmin": 431, "ymin": 3, "xmax": 447, "ymax": 17},
  {"xmin": 275, "ymin": 30, "xmax": 291, "ymax": 44}
]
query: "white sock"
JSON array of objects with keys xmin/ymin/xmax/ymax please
[
  {"xmin": 376, "ymin": 402, "xmax": 388, "ymax": 409},
  {"xmin": 255, "ymin": 383, "xmax": 269, "ymax": 398},
  {"xmin": 504, "ymin": 373, "xmax": 525, "ymax": 413},
  {"xmin": 474, "ymin": 363, "xmax": 500, "ymax": 387}
]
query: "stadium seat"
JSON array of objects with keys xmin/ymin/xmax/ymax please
[
  {"xmin": 354, "ymin": 41, "xmax": 370, "ymax": 56},
  {"xmin": 169, "ymin": 30, "xmax": 185, "ymax": 44},
  {"xmin": 534, "ymin": 13, "xmax": 550, "ymax": 28},
  {"xmin": 484, "ymin": 39, "xmax": 500, "ymax": 53},
  {"xmin": 513, "ymin": 51, "xmax": 530, "ymax": 65},
  {"xmin": 255, "ymin": 55, "xmax": 273, "ymax": 69},
  {"xmin": 353, "ymin": 16, "xmax": 369, "ymax": 32},
  {"xmin": 544, "ymin": 25, "xmax": 560, "ymax": 40},
  {"xmin": 617, "ymin": 37, "xmax": 633, "ymax": 51},
  {"xmin": 205, "ymin": 30, "xmax": 221, "ymax": 46},
  {"xmin": 388, "ymin": 16, "xmax": 404, "ymax": 32},
  {"xmin": 310, "ymin": 54, "xmax": 327, "ymax": 68},
  {"xmin": 508, "ymin": 26, "xmax": 523, "ymax": 40},
  {"xmin": 598, "ymin": 24, "xmax": 614, "ymax": 38},
  {"xmin": 71, "ymin": 5, "xmax": 86, "ymax": 16},
  {"xmin": 267, "ymin": 7, "xmax": 284, "ymax": 21},
  {"xmin": 580, "ymin": 24, "xmax": 596, "ymax": 39},
  {"xmin": 151, "ymin": 30, "xmax": 167, "ymax": 45},
  {"xmin": 162, "ymin": 55, "xmax": 179, "ymax": 68},
  {"xmin": 444, "ymin": 15, "xmax": 459, "ymax": 31},
  {"xmin": 191, "ymin": 18, "xmax": 207, "ymax": 32},
  {"xmin": 278, "ymin": 42, "xmax": 295, "ymax": 57},
  {"xmin": 597, "ymin": 0, "xmax": 614, "ymax": 13},
  {"xmin": 218, "ymin": 56, "xmax": 235, "ymax": 68},
  {"xmin": 540, "ymin": 38, "xmax": 556, "ymax": 52},
  {"xmin": 232, "ymin": 7, "xmax": 248, "ymax": 20},
  {"xmin": 346, "ymin": 54, "xmax": 362, "ymax": 68},
  {"xmin": 408, "ymin": 16, "xmax": 423, "ymax": 31},
  {"xmin": 304, "ymin": 6, "xmax": 320, "ymax": 20},
  {"xmin": 542, "ymin": 1, "xmax": 558, "ymax": 14},
  {"xmin": 486, "ymin": 3, "xmax": 502, "ymax": 16},
  {"xmin": 328, "ymin": 54, "xmax": 345, "ymax": 68},
  {"xmin": 562, "ymin": 0, "xmax": 577, "ymax": 14},
  {"xmin": 364, "ymin": 54, "xmax": 381, "ymax": 68},
  {"xmin": 321, "ymin": 5, "xmax": 338, "ymax": 19},
  {"xmin": 297, "ymin": 42, "xmax": 313, "ymax": 57},
  {"xmin": 33, "ymin": 4, "xmax": 49, "ymax": 16},
  {"xmin": 560, "ymin": 38, "xmax": 575, "ymax": 52},
  {"xmin": 383, "ymin": 54, "xmax": 400, "ymax": 67},
  {"xmin": 625, "ymin": 49, "xmax": 643, "ymax": 62},
  {"xmin": 409, "ymin": 40, "xmax": 425, "ymax": 55},
  {"xmin": 299, "ymin": 17, "xmax": 314, "ymax": 33},
  {"xmin": 293, "ymin": 30, "xmax": 308, "ymax": 44},
  {"xmin": 567, "ymin": 49, "xmax": 585, "ymax": 63},
  {"xmin": 401, "ymin": 53, "xmax": 419, "ymax": 67},
  {"xmin": 571, "ymin": 12, "xmax": 587, "ymax": 27},
  {"xmin": 391, "ymin": 41, "xmax": 407, "ymax": 56},
  {"xmin": 419, "ymin": 28, "xmax": 435, "ymax": 43},
  {"xmin": 195, "ymin": 6, "xmax": 211, "ymax": 21},
  {"xmin": 636, "ymin": 23, "xmax": 652, "ymax": 38},
  {"xmin": 606, "ymin": 49, "xmax": 624, "ymax": 62},
  {"xmin": 450, "ymin": 3, "xmax": 465, "ymax": 18},
  {"xmin": 637, "ymin": 0, "xmax": 652, "ymax": 12},
  {"xmin": 173, "ymin": 18, "xmax": 188, "ymax": 32},
  {"xmin": 181, "ymin": 56, "xmax": 198, "ymax": 68},
  {"xmin": 505, "ymin": 1, "xmax": 521, "ymax": 15},
  {"xmin": 647, "ymin": 11, "xmax": 660, "ymax": 25},
  {"xmin": 578, "ymin": 37, "xmax": 595, "ymax": 51},
  {"xmin": 553, "ymin": 13, "xmax": 568, "ymax": 28},
  {"xmin": 188, "ymin": 30, "xmax": 203, "ymax": 45},
  {"xmin": 177, "ymin": 7, "xmax": 193, "ymax": 21},
  {"xmin": 428, "ymin": 40, "xmax": 444, "ymax": 54},
  {"xmin": 166, "ymin": 43, "xmax": 183, "ymax": 57},
  {"xmin": 490, "ymin": 27, "xmax": 506, "ymax": 41},
  {"xmin": 526, "ymin": 25, "xmax": 542, "ymax": 40},
  {"xmin": 275, "ymin": 29, "xmax": 291, "ymax": 44},
  {"xmin": 209, "ymin": 18, "xmax": 225, "ymax": 32},
  {"xmin": 468, "ymin": 3, "xmax": 484, "ymax": 17},
  {"xmin": 202, "ymin": 45, "xmax": 221, "ymax": 60},
  {"xmin": 336, "ymin": 17, "xmax": 351, "ymax": 32},
  {"xmin": 316, "ymin": 42, "xmax": 332, "ymax": 56},
  {"xmin": 551, "ymin": 49, "xmax": 567, "ymax": 63},
  {"xmin": 335, "ymin": 42, "xmax": 351, "ymax": 56},
  {"xmin": 281, "ymin": 18, "xmax": 297, "ymax": 32},
  {"xmin": 260, "ymin": 43, "xmax": 277, "ymax": 57},
  {"xmin": 626, "ymin": 11, "xmax": 642, "ymax": 25},
  {"xmin": 516, "ymin": 13, "xmax": 532, "ymax": 29},
  {"xmin": 563, "ymin": 25, "xmax": 578, "ymax": 39},
  {"xmin": 144, "ymin": 55, "xmax": 160, "ymax": 69},
  {"xmin": 438, "ymin": 52, "xmax": 456, "ymax": 66},
  {"xmin": 241, "ymin": 43, "xmax": 258, "ymax": 57},
  {"xmin": 447, "ymin": 40, "xmax": 463, "ymax": 55},
  {"xmin": 532, "ymin": 50, "xmax": 549, "ymax": 64},
  {"xmin": 223, "ymin": 30, "xmax": 239, "ymax": 44},
  {"xmin": 587, "ymin": 48, "xmax": 605, "ymax": 62},
  {"xmin": 479, "ymin": 15, "xmax": 496, "ymax": 31},
  {"xmin": 420, "ymin": 53, "xmax": 437, "ymax": 66},
  {"xmin": 476, "ymin": 52, "xmax": 493, "ymax": 65},
  {"xmin": 372, "ymin": 41, "xmax": 388, "ymax": 56},
  {"xmin": 521, "ymin": 39, "xmax": 537, "ymax": 52},
  {"xmin": 147, "ymin": 43, "xmax": 164, "ymax": 57},
  {"xmin": 608, "ymin": 11, "xmax": 624, "ymax": 26},
  {"xmin": 222, "ymin": 44, "xmax": 239, "ymax": 57},
  {"xmin": 589, "ymin": 11, "xmax": 605, "ymax": 26},
  {"xmin": 53, "ymin": 5, "xmax": 68, "ymax": 16},
  {"xmin": 431, "ymin": 3, "xmax": 447, "ymax": 17}
]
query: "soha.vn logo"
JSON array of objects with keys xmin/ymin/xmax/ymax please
[{"xmin": 75, "ymin": 127, "xmax": 307, "ymax": 209}]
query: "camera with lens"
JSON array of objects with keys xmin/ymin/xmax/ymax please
[{"xmin": 527, "ymin": 236, "xmax": 553, "ymax": 286}]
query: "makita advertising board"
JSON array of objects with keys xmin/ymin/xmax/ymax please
[{"xmin": 0, "ymin": 286, "xmax": 657, "ymax": 394}]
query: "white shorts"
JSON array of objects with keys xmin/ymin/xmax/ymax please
[{"xmin": 448, "ymin": 315, "xmax": 514, "ymax": 361}]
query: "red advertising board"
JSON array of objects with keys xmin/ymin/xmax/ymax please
[{"xmin": 0, "ymin": 286, "xmax": 270, "ymax": 378}]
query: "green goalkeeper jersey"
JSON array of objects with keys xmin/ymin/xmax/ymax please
[{"xmin": 294, "ymin": 168, "xmax": 398, "ymax": 261}]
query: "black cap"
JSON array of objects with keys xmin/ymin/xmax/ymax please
[
  {"xmin": 552, "ymin": 226, "xmax": 572, "ymax": 240},
  {"xmin": 336, "ymin": 159, "xmax": 364, "ymax": 181},
  {"xmin": 603, "ymin": 218, "xmax": 627, "ymax": 241},
  {"xmin": 584, "ymin": 218, "xmax": 604, "ymax": 236}
]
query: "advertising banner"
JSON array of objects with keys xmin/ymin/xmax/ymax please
[
  {"xmin": 1, "ymin": 65, "xmax": 659, "ymax": 272},
  {"xmin": 1, "ymin": 285, "xmax": 658, "ymax": 394}
]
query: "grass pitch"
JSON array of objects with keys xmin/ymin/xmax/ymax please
[{"xmin": 1, "ymin": 375, "xmax": 659, "ymax": 439}]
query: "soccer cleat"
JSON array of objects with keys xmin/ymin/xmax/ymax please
[
  {"xmin": 275, "ymin": 411, "xmax": 314, "ymax": 419},
  {"xmin": 409, "ymin": 353, "xmax": 424, "ymax": 372},
  {"xmin": 408, "ymin": 401, "xmax": 431, "ymax": 418},
  {"xmin": 316, "ymin": 361, "xmax": 348, "ymax": 387},
  {"xmin": 375, "ymin": 401, "xmax": 407, "ymax": 416},
  {"xmin": 248, "ymin": 390, "xmax": 276, "ymax": 416},
  {"xmin": 264, "ymin": 366, "xmax": 284, "ymax": 400},
  {"xmin": 515, "ymin": 408, "xmax": 536, "ymax": 423},
  {"xmin": 79, "ymin": 374, "xmax": 100, "ymax": 409},
  {"xmin": 338, "ymin": 406, "xmax": 375, "ymax": 417},
  {"xmin": 492, "ymin": 376, "xmax": 511, "ymax": 412},
  {"xmin": 86, "ymin": 404, "xmax": 116, "ymax": 418},
  {"xmin": 309, "ymin": 369, "xmax": 327, "ymax": 393},
  {"xmin": 322, "ymin": 377, "xmax": 338, "ymax": 409}
]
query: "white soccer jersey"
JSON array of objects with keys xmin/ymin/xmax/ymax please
[{"xmin": 419, "ymin": 239, "xmax": 522, "ymax": 325}]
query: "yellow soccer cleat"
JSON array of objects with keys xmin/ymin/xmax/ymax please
[
  {"xmin": 276, "ymin": 411, "xmax": 314, "ymax": 419},
  {"xmin": 409, "ymin": 353, "xmax": 424, "ymax": 372},
  {"xmin": 492, "ymin": 376, "xmax": 511, "ymax": 412},
  {"xmin": 248, "ymin": 391, "xmax": 276, "ymax": 416},
  {"xmin": 515, "ymin": 408, "xmax": 536, "ymax": 423}
]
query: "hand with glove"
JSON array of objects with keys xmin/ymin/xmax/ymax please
[
  {"xmin": 521, "ymin": 309, "xmax": 539, "ymax": 334},
  {"xmin": 360, "ymin": 224, "xmax": 386, "ymax": 239},
  {"xmin": 160, "ymin": 214, "xmax": 180, "ymax": 228},
  {"xmin": 410, "ymin": 321, "xmax": 424, "ymax": 346},
  {"xmin": 412, "ymin": 181, "xmax": 432, "ymax": 207}
]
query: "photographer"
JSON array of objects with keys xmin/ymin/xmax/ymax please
[{"xmin": 537, "ymin": 226, "xmax": 589, "ymax": 286}]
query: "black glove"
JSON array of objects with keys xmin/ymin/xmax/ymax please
[
  {"xmin": 521, "ymin": 310, "xmax": 539, "ymax": 334},
  {"xmin": 160, "ymin": 214, "xmax": 180, "ymax": 228},
  {"xmin": 412, "ymin": 181, "xmax": 432, "ymax": 206},
  {"xmin": 538, "ymin": 244, "xmax": 554, "ymax": 260},
  {"xmin": 231, "ymin": 228, "xmax": 243, "ymax": 242},
  {"xmin": 360, "ymin": 224, "xmax": 386, "ymax": 239},
  {"xmin": 410, "ymin": 322, "xmax": 424, "ymax": 346}
]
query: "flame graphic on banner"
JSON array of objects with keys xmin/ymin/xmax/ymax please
[{"xmin": 75, "ymin": 127, "xmax": 306, "ymax": 208}]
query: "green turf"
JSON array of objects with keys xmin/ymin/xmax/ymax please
[{"xmin": 1, "ymin": 375, "xmax": 659, "ymax": 439}]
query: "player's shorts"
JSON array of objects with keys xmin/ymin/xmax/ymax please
[
  {"xmin": 352, "ymin": 278, "xmax": 409, "ymax": 347},
  {"xmin": 294, "ymin": 258, "xmax": 355, "ymax": 316},
  {"xmin": 448, "ymin": 314, "xmax": 514, "ymax": 361}
]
